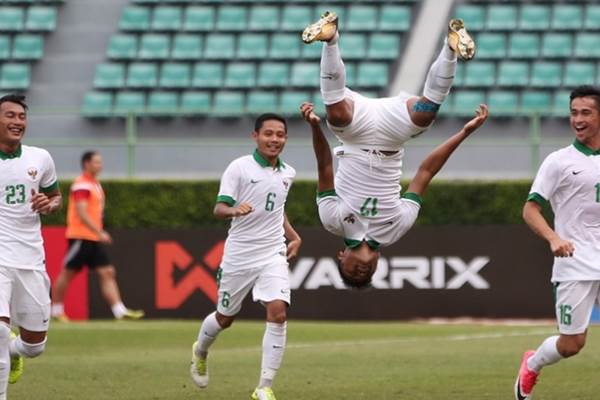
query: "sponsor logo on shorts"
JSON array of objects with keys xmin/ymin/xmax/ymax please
[
  {"xmin": 250, "ymin": 179, "xmax": 261, "ymax": 184},
  {"xmin": 572, "ymin": 170, "xmax": 583, "ymax": 175}
]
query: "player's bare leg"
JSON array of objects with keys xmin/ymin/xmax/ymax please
[
  {"xmin": 51, "ymin": 268, "xmax": 78, "ymax": 321},
  {"xmin": 96, "ymin": 265, "xmax": 144, "ymax": 320}
]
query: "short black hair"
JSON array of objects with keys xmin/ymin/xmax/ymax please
[
  {"xmin": 570, "ymin": 85, "xmax": 600, "ymax": 111},
  {"xmin": 0, "ymin": 93, "xmax": 28, "ymax": 111},
  {"xmin": 254, "ymin": 113, "xmax": 287, "ymax": 133},
  {"xmin": 337, "ymin": 260, "xmax": 373, "ymax": 289},
  {"xmin": 81, "ymin": 150, "xmax": 99, "ymax": 169}
]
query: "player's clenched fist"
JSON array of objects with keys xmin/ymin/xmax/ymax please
[
  {"xmin": 233, "ymin": 202, "xmax": 253, "ymax": 217},
  {"xmin": 549, "ymin": 237, "xmax": 575, "ymax": 257},
  {"xmin": 300, "ymin": 102, "xmax": 321, "ymax": 126}
]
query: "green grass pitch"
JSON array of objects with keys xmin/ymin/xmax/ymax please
[{"xmin": 8, "ymin": 320, "xmax": 600, "ymax": 399}]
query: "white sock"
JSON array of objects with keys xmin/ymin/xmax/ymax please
[
  {"xmin": 195, "ymin": 312, "xmax": 223, "ymax": 359},
  {"xmin": 527, "ymin": 335, "xmax": 563, "ymax": 373},
  {"xmin": 422, "ymin": 39, "xmax": 457, "ymax": 104},
  {"xmin": 9, "ymin": 336, "xmax": 46, "ymax": 359},
  {"xmin": 320, "ymin": 38, "xmax": 346, "ymax": 105},
  {"xmin": 111, "ymin": 302, "xmax": 128, "ymax": 319},
  {"xmin": 258, "ymin": 322, "xmax": 287, "ymax": 388},
  {"xmin": 0, "ymin": 323, "xmax": 10, "ymax": 400},
  {"xmin": 51, "ymin": 303, "xmax": 64, "ymax": 317}
]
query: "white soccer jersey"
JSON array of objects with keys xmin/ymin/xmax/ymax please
[
  {"xmin": 317, "ymin": 89, "xmax": 426, "ymax": 248},
  {"xmin": 0, "ymin": 145, "xmax": 58, "ymax": 270},
  {"xmin": 217, "ymin": 150, "xmax": 296, "ymax": 269},
  {"xmin": 528, "ymin": 140, "xmax": 600, "ymax": 281}
]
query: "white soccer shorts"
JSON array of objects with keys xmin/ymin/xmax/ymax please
[
  {"xmin": 0, "ymin": 266, "xmax": 51, "ymax": 332},
  {"xmin": 554, "ymin": 280, "xmax": 600, "ymax": 335},
  {"xmin": 216, "ymin": 255, "xmax": 291, "ymax": 317}
]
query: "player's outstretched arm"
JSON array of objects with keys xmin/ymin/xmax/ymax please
[
  {"xmin": 214, "ymin": 202, "xmax": 253, "ymax": 219},
  {"xmin": 523, "ymin": 201, "xmax": 574, "ymax": 257},
  {"xmin": 300, "ymin": 102, "xmax": 335, "ymax": 193},
  {"xmin": 407, "ymin": 104, "xmax": 488, "ymax": 196},
  {"xmin": 283, "ymin": 213, "xmax": 302, "ymax": 260}
]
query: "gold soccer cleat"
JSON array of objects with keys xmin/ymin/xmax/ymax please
[
  {"xmin": 447, "ymin": 18, "xmax": 476, "ymax": 61},
  {"xmin": 302, "ymin": 11, "xmax": 338, "ymax": 44}
]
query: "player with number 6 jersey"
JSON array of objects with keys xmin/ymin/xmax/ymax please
[{"xmin": 190, "ymin": 113, "xmax": 301, "ymax": 400}]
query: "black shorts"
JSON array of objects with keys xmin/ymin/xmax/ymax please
[{"xmin": 64, "ymin": 239, "xmax": 111, "ymax": 270}]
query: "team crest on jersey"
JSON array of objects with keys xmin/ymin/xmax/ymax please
[
  {"xmin": 343, "ymin": 214, "xmax": 356, "ymax": 224},
  {"xmin": 27, "ymin": 167, "xmax": 38, "ymax": 181}
]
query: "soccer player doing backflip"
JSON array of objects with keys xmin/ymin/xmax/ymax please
[{"xmin": 300, "ymin": 12, "xmax": 480, "ymax": 288}]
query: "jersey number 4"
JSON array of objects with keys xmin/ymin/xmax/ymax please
[{"xmin": 5, "ymin": 184, "xmax": 26, "ymax": 205}]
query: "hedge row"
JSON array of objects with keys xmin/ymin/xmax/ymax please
[{"xmin": 42, "ymin": 180, "xmax": 541, "ymax": 228}]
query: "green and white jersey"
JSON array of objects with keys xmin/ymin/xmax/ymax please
[
  {"xmin": 528, "ymin": 140, "xmax": 600, "ymax": 282},
  {"xmin": 0, "ymin": 145, "xmax": 58, "ymax": 270},
  {"xmin": 217, "ymin": 150, "xmax": 295, "ymax": 270}
]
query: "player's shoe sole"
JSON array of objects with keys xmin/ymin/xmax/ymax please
[
  {"xmin": 251, "ymin": 387, "xmax": 277, "ymax": 400},
  {"xmin": 8, "ymin": 332, "xmax": 23, "ymax": 384},
  {"xmin": 190, "ymin": 341, "xmax": 209, "ymax": 389},
  {"xmin": 514, "ymin": 350, "xmax": 537, "ymax": 400},
  {"xmin": 447, "ymin": 18, "xmax": 475, "ymax": 60},
  {"xmin": 302, "ymin": 11, "xmax": 338, "ymax": 44}
]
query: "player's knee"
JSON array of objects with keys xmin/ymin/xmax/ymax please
[
  {"xmin": 559, "ymin": 336, "xmax": 585, "ymax": 358},
  {"xmin": 215, "ymin": 313, "xmax": 234, "ymax": 329},
  {"xmin": 97, "ymin": 265, "xmax": 116, "ymax": 279},
  {"xmin": 267, "ymin": 305, "xmax": 287, "ymax": 324}
]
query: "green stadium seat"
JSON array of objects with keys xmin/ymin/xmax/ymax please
[
  {"xmin": 119, "ymin": 6, "xmax": 150, "ymax": 31},
  {"xmin": 81, "ymin": 91, "xmax": 113, "ymax": 117},
  {"xmin": 0, "ymin": 63, "xmax": 30, "ymax": 89},
  {"xmin": 563, "ymin": 62, "xmax": 595, "ymax": 87},
  {"xmin": 519, "ymin": 5, "xmax": 551, "ymax": 31},
  {"xmin": 339, "ymin": 33, "xmax": 367, "ymax": 59},
  {"xmin": 453, "ymin": 63, "xmax": 464, "ymax": 86},
  {"xmin": 281, "ymin": 6, "xmax": 313, "ymax": 31},
  {"xmin": 486, "ymin": 5, "xmax": 517, "ymax": 30},
  {"xmin": 530, "ymin": 62, "xmax": 562, "ymax": 87},
  {"xmin": 452, "ymin": 90, "xmax": 485, "ymax": 116},
  {"xmin": 344, "ymin": 62, "xmax": 356, "ymax": 87},
  {"xmin": 346, "ymin": 5, "xmax": 377, "ymax": 31},
  {"xmin": 0, "ymin": 36, "xmax": 10, "ymax": 60},
  {"xmin": 151, "ymin": 6, "xmax": 182, "ymax": 31},
  {"xmin": 367, "ymin": 34, "xmax": 400, "ymax": 60},
  {"xmin": 25, "ymin": 6, "xmax": 56, "ymax": 31},
  {"xmin": 246, "ymin": 90, "xmax": 278, "ymax": 114},
  {"xmin": 237, "ymin": 34, "xmax": 268, "ymax": 59},
  {"xmin": 315, "ymin": 5, "xmax": 346, "ymax": 27},
  {"xmin": 508, "ymin": 33, "xmax": 539, "ymax": 58},
  {"xmin": 225, "ymin": 62, "xmax": 256, "ymax": 88},
  {"xmin": 138, "ymin": 34, "xmax": 170, "ymax": 60},
  {"xmin": 213, "ymin": 91, "xmax": 245, "ymax": 117},
  {"xmin": 159, "ymin": 62, "xmax": 191, "ymax": 88},
  {"xmin": 552, "ymin": 90, "xmax": 570, "ymax": 116},
  {"xmin": 301, "ymin": 42, "xmax": 322, "ymax": 59},
  {"xmin": 521, "ymin": 91, "xmax": 551, "ymax": 115},
  {"xmin": 497, "ymin": 61, "xmax": 529, "ymax": 87},
  {"xmin": 475, "ymin": 33, "xmax": 506, "ymax": 59},
  {"xmin": 204, "ymin": 34, "xmax": 236, "ymax": 59},
  {"xmin": 249, "ymin": 6, "xmax": 279, "ymax": 31},
  {"xmin": 114, "ymin": 91, "xmax": 145, "ymax": 116},
  {"xmin": 541, "ymin": 33, "xmax": 572, "ymax": 58},
  {"xmin": 171, "ymin": 34, "xmax": 202, "ymax": 60},
  {"xmin": 258, "ymin": 62, "xmax": 289, "ymax": 87},
  {"xmin": 127, "ymin": 62, "xmax": 158, "ymax": 88},
  {"xmin": 11, "ymin": 34, "xmax": 43, "ymax": 60},
  {"xmin": 291, "ymin": 62, "xmax": 320, "ymax": 87},
  {"xmin": 487, "ymin": 90, "xmax": 518, "ymax": 116},
  {"xmin": 463, "ymin": 62, "xmax": 495, "ymax": 87},
  {"xmin": 107, "ymin": 34, "xmax": 138, "ymax": 60},
  {"xmin": 312, "ymin": 90, "xmax": 326, "ymax": 116},
  {"xmin": 0, "ymin": 7, "xmax": 24, "ymax": 31},
  {"xmin": 455, "ymin": 5, "xmax": 485, "ymax": 31},
  {"xmin": 551, "ymin": 5, "xmax": 582, "ymax": 30},
  {"xmin": 357, "ymin": 62, "xmax": 388, "ymax": 87},
  {"xmin": 147, "ymin": 91, "xmax": 178, "ymax": 116},
  {"xmin": 575, "ymin": 34, "xmax": 600, "ymax": 58},
  {"xmin": 93, "ymin": 63, "xmax": 125, "ymax": 88},
  {"xmin": 216, "ymin": 6, "xmax": 247, "ymax": 31},
  {"xmin": 270, "ymin": 34, "xmax": 300, "ymax": 59},
  {"xmin": 183, "ymin": 6, "xmax": 214, "ymax": 31},
  {"xmin": 379, "ymin": 5, "xmax": 410, "ymax": 31},
  {"xmin": 180, "ymin": 91, "xmax": 211, "ymax": 115},
  {"xmin": 584, "ymin": 5, "xmax": 600, "ymax": 30},
  {"xmin": 279, "ymin": 91, "xmax": 310, "ymax": 115},
  {"xmin": 192, "ymin": 62, "xmax": 223, "ymax": 88}
]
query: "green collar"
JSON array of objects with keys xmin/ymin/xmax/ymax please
[
  {"xmin": 253, "ymin": 149, "xmax": 284, "ymax": 170},
  {"xmin": 0, "ymin": 144, "xmax": 22, "ymax": 160},
  {"xmin": 573, "ymin": 139, "xmax": 600, "ymax": 156}
]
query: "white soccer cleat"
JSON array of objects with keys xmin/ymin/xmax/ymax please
[{"xmin": 190, "ymin": 341, "xmax": 209, "ymax": 388}]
